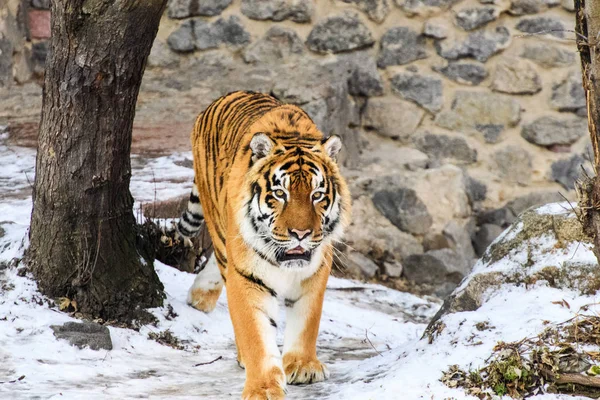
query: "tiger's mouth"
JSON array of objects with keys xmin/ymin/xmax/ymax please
[{"xmin": 278, "ymin": 246, "xmax": 312, "ymax": 262}]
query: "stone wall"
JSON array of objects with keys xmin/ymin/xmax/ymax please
[{"xmin": 0, "ymin": 0, "xmax": 590, "ymax": 296}]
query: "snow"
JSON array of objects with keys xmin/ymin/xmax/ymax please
[{"xmin": 0, "ymin": 133, "xmax": 595, "ymax": 399}]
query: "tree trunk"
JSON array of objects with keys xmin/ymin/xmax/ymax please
[
  {"xmin": 27, "ymin": 0, "xmax": 167, "ymax": 322},
  {"xmin": 575, "ymin": 0, "xmax": 600, "ymax": 264}
]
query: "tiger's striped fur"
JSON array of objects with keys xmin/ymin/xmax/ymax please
[{"xmin": 178, "ymin": 91, "xmax": 350, "ymax": 399}]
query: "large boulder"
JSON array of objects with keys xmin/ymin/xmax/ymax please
[
  {"xmin": 372, "ymin": 187, "xmax": 433, "ymax": 235},
  {"xmin": 344, "ymin": 196, "xmax": 424, "ymax": 273},
  {"xmin": 404, "ymin": 248, "xmax": 473, "ymax": 297},
  {"xmin": 426, "ymin": 204, "xmax": 594, "ymax": 331}
]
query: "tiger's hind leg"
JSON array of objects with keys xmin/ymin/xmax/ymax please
[{"xmin": 187, "ymin": 255, "xmax": 223, "ymax": 313}]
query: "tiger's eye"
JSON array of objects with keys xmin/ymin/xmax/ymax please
[
  {"xmin": 312, "ymin": 192, "xmax": 323, "ymax": 201},
  {"xmin": 275, "ymin": 189, "xmax": 285, "ymax": 198}
]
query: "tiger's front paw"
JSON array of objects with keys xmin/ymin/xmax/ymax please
[
  {"xmin": 283, "ymin": 353, "xmax": 330, "ymax": 385},
  {"xmin": 187, "ymin": 287, "xmax": 221, "ymax": 313},
  {"xmin": 242, "ymin": 366, "xmax": 286, "ymax": 400}
]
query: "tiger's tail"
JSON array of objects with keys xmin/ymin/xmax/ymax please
[{"xmin": 177, "ymin": 181, "xmax": 204, "ymax": 238}]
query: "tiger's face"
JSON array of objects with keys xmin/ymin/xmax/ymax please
[{"xmin": 240, "ymin": 133, "xmax": 349, "ymax": 269}]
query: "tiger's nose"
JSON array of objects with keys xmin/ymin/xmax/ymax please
[{"xmin": 289, "ymin": 228, "xmax": 312, "ymax": 241}]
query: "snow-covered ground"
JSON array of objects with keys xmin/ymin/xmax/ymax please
[{"xmin": 0, "ymin": 135, "xmax": 595, "ymax": 399}]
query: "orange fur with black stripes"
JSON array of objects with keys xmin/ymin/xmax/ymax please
[{"xmin": 177, "ymin": 91, "xmax": 350, "ymax": 399}]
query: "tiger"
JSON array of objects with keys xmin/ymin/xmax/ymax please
[{"xmin": 176, "ymin": 90, "xmax": 351, "ymax": 399}]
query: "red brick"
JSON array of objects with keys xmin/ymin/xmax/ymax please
[{"xmin": 28, "ymin": 10, "xmax": 51, "ymax": 39}]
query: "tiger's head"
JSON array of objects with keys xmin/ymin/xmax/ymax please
[{"xmin": 239, "ymin": 131, "xmax": 350, "ymax": 269}]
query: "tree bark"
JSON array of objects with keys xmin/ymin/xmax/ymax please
[
  {"xmin": 27, "ymin": 0, "xmax": 167, "ymax": 322},
  {"xmin": 575, "ymin": 0, "xmax": 600, "ymax": 264}
]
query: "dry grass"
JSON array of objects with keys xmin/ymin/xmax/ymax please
[{"xmin": 442, "ymin": 312, "xmax": 600, "ymax": 398}]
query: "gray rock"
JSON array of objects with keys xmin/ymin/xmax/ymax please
[
  {"xmin": 493, "ymin": 145, "xmax": 532, "ymax": 185},
  {"xmin": 362, "ymin": 97, "xmax": 424, "ymax": 141},
  {"xmin": 372, "ymin": 187, "xmax": 433, "ymax": 235},
  {"xmin": 423, "ymin": 18, "xmax": 449, "ymax": 39},
  {"xmin": 403, "ymin": 249, "xmax": 472, "ymax": 296},
  {"xmin": 455, "ymin": 7, "xmax": 499, "ymax": 31},
  {"xmin": 436, "ymin": 91, "xmax": 521, "ymax": 134},
  {"xmin": 348, "ymin": 56, "xmax": 384, "ymax": 97},
  {"xmin": 516, "ymin": 16, "xmax": 565, "ymax": 38},
  {"xmin": 521, "ymin": 116, "xmax": 586, "ymax": 147},
  {"xmin": 390, "ymin": 73, "xmax": 443, "ymax": 113},
  {"xmin": 465, "ymin": 175, "xmax": 487, "ymax": 204},
  {"xmin": 383, "ymin": 261, "xmax": 403, "ymax": 278},
  {"xmin": 508, "ymin": 0, "xmax": 547, "ymax": 15},
  {"xmin": 148, "ymin": 41, "xmax": 180, "ymax": 68},
  {"xmin": 477, "ymin": 207, "xmax": 516, "ymax": 227},
  {"xmin": 401, "ymin": 0, "xmax": 461, "ymax": 16},
  {"xmin": 341, "ymin": 0, "xmax": 390, "ymax": 23},
  {"xmin": 50, "ymin": 322, "xmax": 113, "ymax": 351},
  {"xmin": 551, "ymin": 70, "xmax": 585, "ymax": 113},
  {"xmin": 520, "ymin": 44, "xmax": 575, "ymax": 68},
  {"xmin": 241, "ymin": 0, "xmax": 314, "ymax": 23},
  {"xmin": 414, "ymin": 133, "xmax": 477, "ymax": 165},
  {"xmin": 377, "ymin": 27, "xmax": 428, "ymax": 68},
  {"xmin": 167, "ymin": 0, "xmax": 232, "ymax": 18},
  {"xmin": 435, "ymin": 26, "xmax": 511, "ymax": 63},
  {"xmin": 443, "ymin": 220, "xmax": 477, "ymax": 261},
  {"xmin": 0, "ymin": 38, "xmax": 12, "ymax": 87},
  {"xmin": 194, "ymin": 16, "xmax": 251, "ymax": 51},
  {"xmin": 552, "ymin": 154, "xmax": 586, "ymax": 190},
  {"xmin": 345, "ymin": 196, "xmax": 424, "ymax": 268},
  {"xmin": 306, "ymin": 11, "xmax": 374, "ymax": 54},
  {"xmin": 345, "ymin": 251, "xmax": 379, "ymax": 278},
  {"xmin": 475, "ymin": 124, "xmax": 503, "ymax": 143},
  {"xmin": 243, "ymin": 26, "xmax": 303, "ymax": 64},
  {"xmin": 473, "ymin": 224, "xmax": 505, "ymax": 257},
  {"xmin": 167, "ymin": 21, "xmax": 196, "ymax": 53},
  {"xmin": 433, "ymin": 61, "xmax": 487, "ymax": 86},
  {"xmin": 491, "ymin": 56, "xmax": 542, "ymax": 95}
]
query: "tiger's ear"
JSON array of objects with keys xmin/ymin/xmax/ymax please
[
  {"xmin": 250, "ymin": 133, "xmax": 273, "ymax": 161},
  {"xmin": 322, "ymin": 135, "xmax": 342, "ymax": 161}
]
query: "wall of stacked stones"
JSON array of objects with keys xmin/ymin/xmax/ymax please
[{"xmin": 0, "ymin": 0, "xmax": 590, "ymax": 296}]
